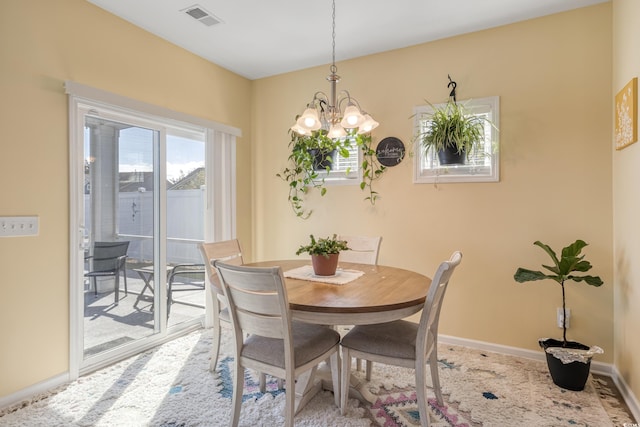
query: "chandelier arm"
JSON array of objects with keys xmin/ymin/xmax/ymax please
[
  {"xmin": 337, "ymin": 91, "xmax": 362, "ymax": 110},
  {"xmin": 311, "ymin": 91, "xmax": 329, "ymax": 104}
]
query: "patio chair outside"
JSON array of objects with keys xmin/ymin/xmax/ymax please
[{"xmin": 85, "ymin": 241, "xmax": 130, "ymax": 304}]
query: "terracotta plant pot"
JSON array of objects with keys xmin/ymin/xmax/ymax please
[{"xmin": 311, "ymin": 253, "xmax": 339, "ymax": 276}]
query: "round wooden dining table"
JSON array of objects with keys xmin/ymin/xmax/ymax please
[
  {"xmin": 244, "ymin": 259, "xmax": 432, "ymax": 406},
  {"xmin": 246, "ymin": 259, "xmax": 432, "ymax": 325}
]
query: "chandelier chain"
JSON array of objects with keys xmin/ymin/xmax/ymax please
[{"xmin": 331, "ymin": 0, "xmax": 336, "ymax": 71}]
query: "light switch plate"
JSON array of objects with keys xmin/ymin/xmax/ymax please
[{"xmin": 0, "ymin": 216, "xmax": 39, "ymax": 237}]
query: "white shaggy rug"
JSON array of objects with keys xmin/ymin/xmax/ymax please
[{"xmin": 0, "ymin": 325, "xmax": 634, "ymax": 426}]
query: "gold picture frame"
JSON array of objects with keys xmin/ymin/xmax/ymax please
[{"xmin": 615, "ymin": 77, "xmax": 638, "ymax": 150}]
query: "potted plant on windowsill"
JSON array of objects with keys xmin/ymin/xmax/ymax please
[
  {"xmin": 514, "ymin": 240, "xmax": 604, "ymax": 391},
  {"xmin": 296, "ymin": 234, "xmax": 350, "ymax": 276},
  {"xmin": 415, "ymin": 99, "xmax": 490, "ymax": 165}
]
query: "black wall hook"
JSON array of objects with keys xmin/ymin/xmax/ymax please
[{"xmin": 447, "ymin": 74, "xmax": 457, "ymax": 103}]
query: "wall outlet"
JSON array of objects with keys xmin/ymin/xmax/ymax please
[
  {"xmin": 0, "ymin": 216, "xmax": 39, "ymax": 237},
  {"xmin": 557, "ymin": 307, "xmax": 570, "ymax": 328}
]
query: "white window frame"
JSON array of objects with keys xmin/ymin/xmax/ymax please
[
  {"xmin": 320, "ymin": 137, "xmax": 361, "ymax": 186},
  {"xmin": 413, "ymin": 96, "xmax": 500, "ymax": 183}
]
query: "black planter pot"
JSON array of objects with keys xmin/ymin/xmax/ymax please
[
  {"xmin": 309, "ymin": 149, "xmax": 336, "ymax": 170},
  {"xmin": 539, "ymin": 338, "xmax": 592, "ymax": 391},
  {"xmin": 437, "ymin": 146, "xmax": 466, "ymax": 165}
]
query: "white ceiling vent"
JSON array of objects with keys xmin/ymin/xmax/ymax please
[{"xmin": 182, "ymin": 5, "xmax": 222, "ymax": 27}]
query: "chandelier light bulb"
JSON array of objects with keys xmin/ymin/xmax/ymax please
[
  {"xmin": 290, "ymin": 124, "xmax": 312, "ymax": 136},
  {"xmin": 327, "ymin": 123, "xmax": 347, "ymax": 139},
  {"xmin": 358, "ymin": 114, "xmax": 379, "ymax": 134},
  {"xmin": 340, "ymin": 104, "xmax": 365, "ymax": 129},
  {"xmin": 296, "ymin": 107, "xmax": 321, "ymax": 131}
]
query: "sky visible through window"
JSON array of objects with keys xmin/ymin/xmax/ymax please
[{"xmin": 85, "ymin": 126, "xmax": 204, "ymax": 182}]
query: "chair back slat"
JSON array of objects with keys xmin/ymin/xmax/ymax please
[
  {"xmin": 234, "ymin": 310, "xmax": 285, "ymax": 339},
  {"xmin": 214, "ymin": 261, "xmax": 290, "ymax": 340},
  {"xmin": 337, "ymin": 235, "xmax": 382, "ymax": 265},
  {"xmin": 198, "ymin": 239, "xmax": 243, "ymax": 294}
]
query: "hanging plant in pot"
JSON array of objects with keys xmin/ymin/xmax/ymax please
[
  {"xmin": 416, "ymin": 99, "xmax": 488, "ymax": 166},
  {"xmin": 277, "ymin": 127, "xmax": 387, "ymax": 219},
  {"xmin": 296, "ymin": 234, "xmax": 350, "ymax": 276},
  {"xmin": 514, "ymin": 240, "xmax": 604, "ymax": 391}
]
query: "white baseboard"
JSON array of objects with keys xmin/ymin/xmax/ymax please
[
  {"xmin": 439, "ymin": 334, "xmax": 638, "ymax": 421},
  {"xmin": 0, "ymin": 372, "xmax": 70, "ymax": 412},
  {"xmin": 612, "ymin": 364, "xmax": 640, "ymax": 423}
]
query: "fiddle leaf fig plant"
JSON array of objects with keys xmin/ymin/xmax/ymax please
[
  {"xmin": 513, "ymin": 240, "xmax": 603, "ymax": 346},
  {"xmin": 277, "ymin": 125, "xmax": 386, "ymax": 219}
]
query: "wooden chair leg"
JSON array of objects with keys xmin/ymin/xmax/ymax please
[
  {"xmin": 285, "ymin": 372, "xmax": 295, "ymax": 427},
  {"xmin": 259, "ymin": 373, "xmax": 267, "ymax": 393},
  {"xmin": 330, "ymin": 351, "xmax": 341, "ymax": 408},
  {"xmin": 209, "ymin": 327, "xmax": 222, "ymax": 372},
  {"xmin": 231, "ymin": 363, "xmax": 243, "ymax": 427},
  {"xmin": 340, "ymin": 348, "xmax": 351, "ymax": 415},
  {"xmin": 210, "ymin": 298, "xmax": 222, "ymax": 371},
  {"xmin": 365, "ymin": 360, "xmax": 373, "ymax": 381},
  {"xmin": 356, "ymin": 358, "xmax": 362, "ymax": 371},
  {"xmin": 429, "ymin": 350, "xmax": 443, "ymax": 406},
  {"xmin": 416, "ymin": 360, "xmax": 430, "ymax": 427}
]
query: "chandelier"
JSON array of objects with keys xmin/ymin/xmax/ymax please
[{"xmin": 290, "ymin": 0, "xmax": 379, "ymax": 139}]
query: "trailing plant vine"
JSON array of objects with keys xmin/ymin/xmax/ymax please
[{"xmin": 277, "ymin": 128, "xmax": 386, "ymax": 219}]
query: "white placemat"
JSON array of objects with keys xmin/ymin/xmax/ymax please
[{"xmin": 283, "ymin": 264, "xmax": 364, "ymax": 285}]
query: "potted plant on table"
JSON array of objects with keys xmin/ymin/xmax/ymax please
[
  {"xmin": 415, "ymin": 99, "xmax": 489, "ymax": 165},
  {"xmin": 514, "ymin": 239, "xmax": 604, "ymax": 391},
  {"xmin": 296, "ymin": 234, "xmax": 350, "ymax": 276}
]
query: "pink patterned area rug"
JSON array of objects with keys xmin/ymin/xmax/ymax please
[
  {"xmin": 0, "ymin": 329, "xmax": 635, "ymax": 426},
  {"xmin": 360, "ymin": 344, "xmax": 635, "ymax": 426}
]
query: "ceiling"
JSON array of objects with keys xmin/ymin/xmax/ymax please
[{"xmin": 87, "ymin": 0, "xmax": 608, "ymax": 80}]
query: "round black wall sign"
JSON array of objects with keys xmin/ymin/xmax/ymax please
[{"xmin": 376, "ymin": 137, "xmax": 405, "ymax": 167}]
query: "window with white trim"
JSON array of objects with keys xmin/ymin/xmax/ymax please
[
  {"xmin": 322, "ymin": 137, "xmax": 360, "ymax": 184},
  {"xmin": 413, "ymin": 96, "xmax": 499, "ymax": 183}
]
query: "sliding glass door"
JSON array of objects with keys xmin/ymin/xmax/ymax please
[
  {"xmin": 68, "ymin": 82, "xmax": 239, "ymax": 378},
  {"xmin": 83, "ymin": 117, "xmax": 162, "ymax": 357},
  {"xmin": 74, "ymin": 103, "xmax": 208, "ymax": 374}
]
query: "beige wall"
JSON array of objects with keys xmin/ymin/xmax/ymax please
[
  {"xmin": 613, "ymin": 0, "xmax": 640, "ymax": 403},
  {"xmin": 253, "ymin": 4, "xmax": 614, "ymax": 356},
  {"xmin": 0, "ymin": 0, "xmax": 252, "ymax": 397}
]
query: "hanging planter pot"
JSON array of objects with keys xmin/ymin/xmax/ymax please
[{"xmin": 437, "ymin": 145, "xmax": 466, "ymax": 165}]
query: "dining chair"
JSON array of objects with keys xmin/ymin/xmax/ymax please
[
  {"xmin": 337, "ymin": 234, "xmax": 382, "ymax": 374},
  {"xmin": 340, "ymin": 251, "xmax": 462, "ymax": 426},
  {"xmin": 214, "ymin": 261, "xmax": 341, "ymax": 427},
  {"xmin": 337, "ymin": 235, "xmax": 382, "ymax": 265},
  {"xmin": 84, "ymin": 241, "xmax": 130, "ymax": 304},
  {"xmin": 198, "ymin": 240, "xmax": 244, "ymax": 372}
]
